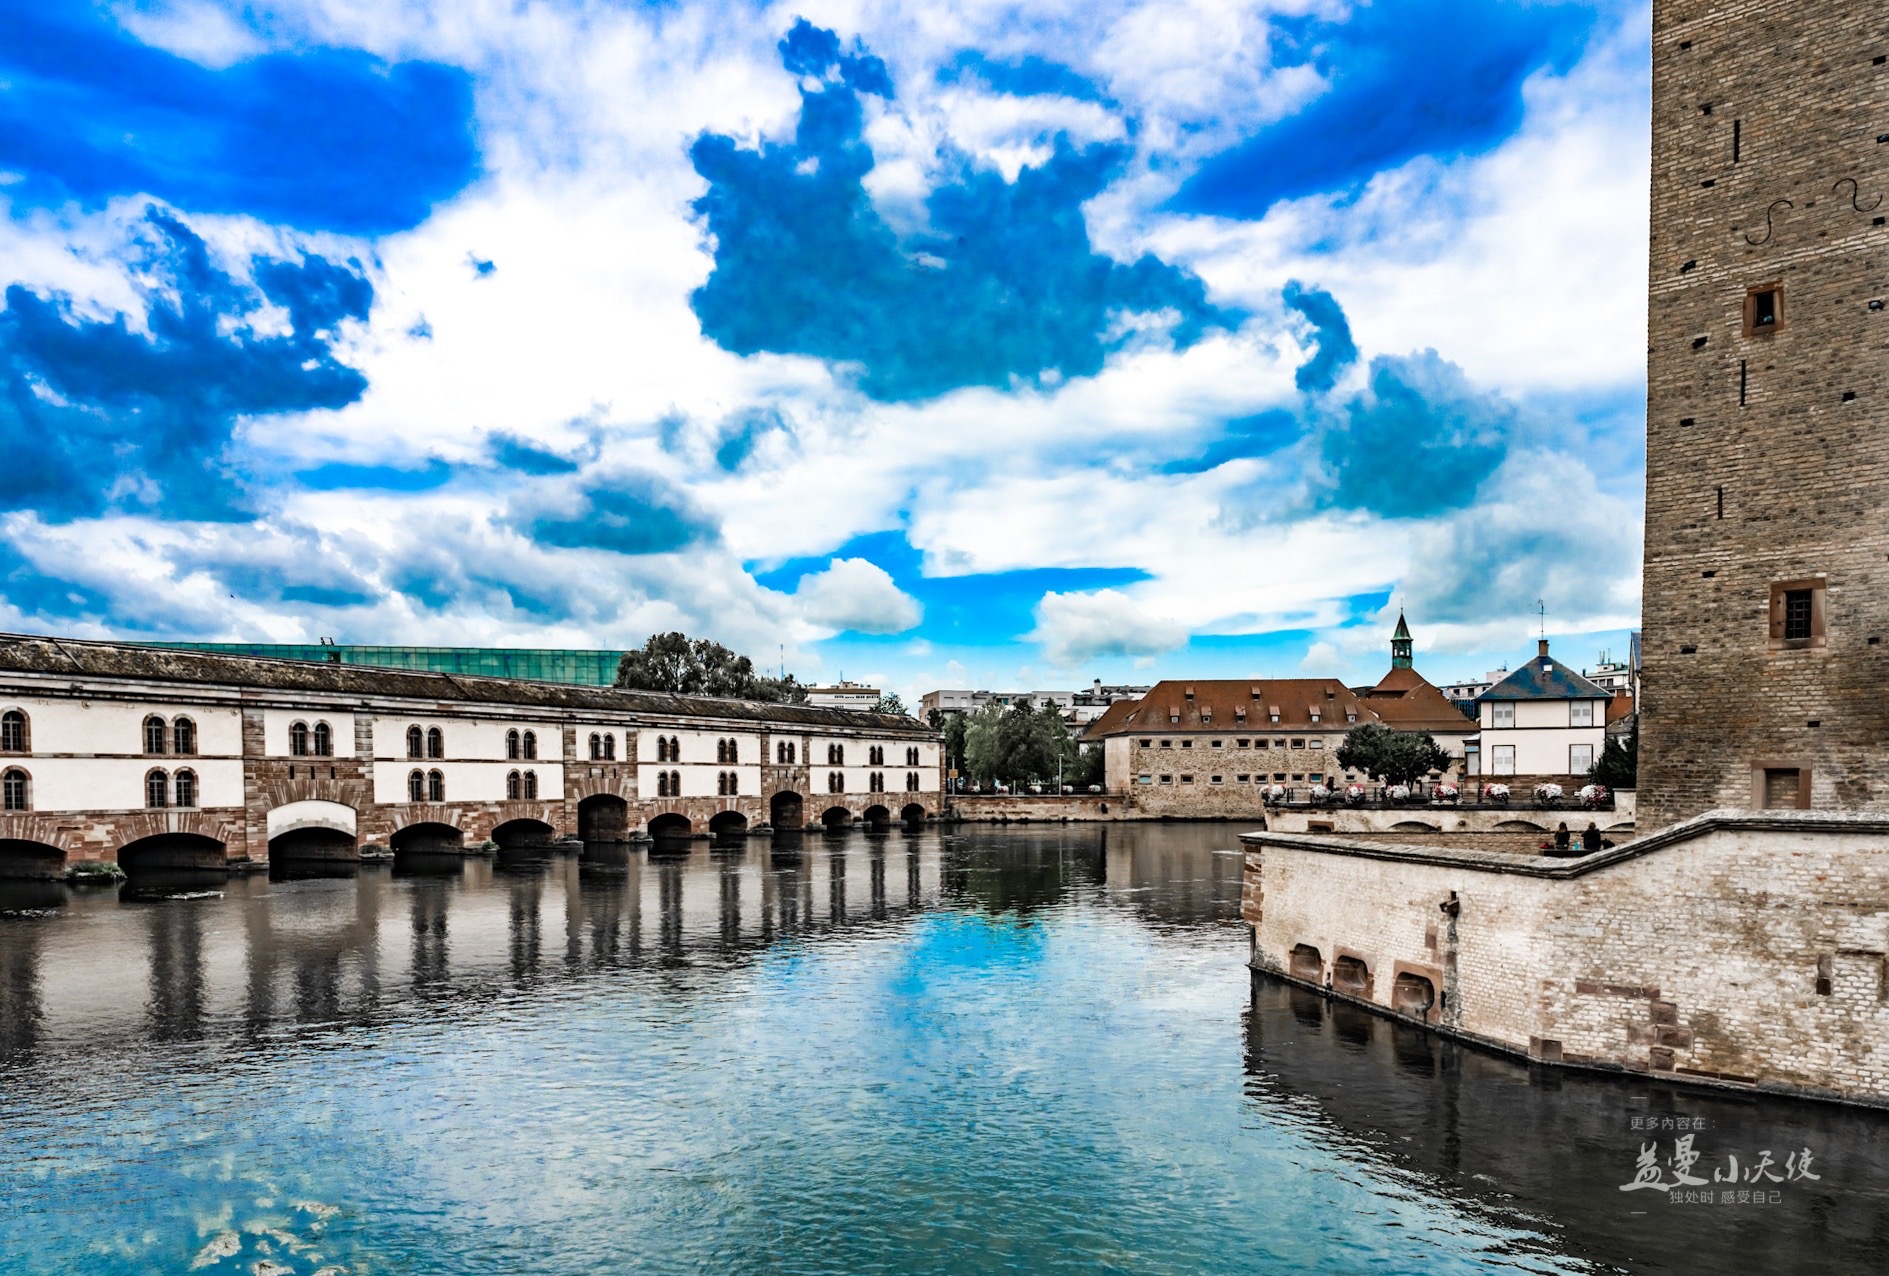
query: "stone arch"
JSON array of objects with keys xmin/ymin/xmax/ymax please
[
  {"xmin": 578, "ymin": 794, "xmax": 630, "ymax": 841},
  {"xmin": 0, "ymin": 838, "xmax": 64, "ymax": 881},
  {"xmin": 648, "ymin": 812, "xmax": 692, "ymax": 839},
  {"xmin": 492, "ymin": 817, "xmax": 557, "ymax": 849},
  {"xmin": 709, "ymin": 810, "xmax": 749, "ymax": 836},
  {"xmin": 267, "ymin": 799, "xmax": 358, "ymax": 841},
  {"xmin": 390, "ymin": 822, "xmax": 464, "ymax": 855},
  {"xmin": 1389, "ymin": 820, "xmax": 1440, "ymax": 833},
  {"xmin": 269, "ymin": 827, "xmax": 357, "ymax": 861},
  {"xmin": 900, "ymin": 802, "xmax": 927, "ymax": 827},
  {"xmin": 862, "ymin": 804, "xmax": 892, "ymax": 830},
  {"xmin": 820, "ymin": 806, "xmax": 854, "ymax": 831},
  {"xmin": 1492, "ymin": 819, "xmax": 1546, "ymax": 833},
  {"xmin": 770, "ymin": 790, "xmax": 805, "ymax": 828},
  {"xmin": 1392, "ymin": 971, "xmax": 1436, "ymax": 1018},
  {"xmin": 117, "ymin": 832, "xmax": 227, "ymax": 874},
  {"xmin": 1288, "ymin": 943, "xmax": 1323, "ymax": 981}
]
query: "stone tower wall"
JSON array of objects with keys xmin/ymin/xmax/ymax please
[{"xmin": 1639, "ymin": 0, "xmax": 1889, "ymax": 828}]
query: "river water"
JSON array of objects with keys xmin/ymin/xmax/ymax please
[{"xmin": 2, "ymin": 824, "xmax": 1887, "ymax": 1275}]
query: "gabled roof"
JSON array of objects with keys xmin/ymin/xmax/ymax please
[
  {"xmin": 1079, "ymin": 698, "xmax": 1143, "ymax": 742},
  {"xmin": 1364, "ymin": 665, "xmax": 1478, "ymax": 732},
  {"xmin": 1480, "ymin": 654, "xmax": 1611, "ymax": 701}
]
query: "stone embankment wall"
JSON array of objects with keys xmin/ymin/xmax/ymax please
[
  {"xmin": 1244, "ymin": 811, "xmax": 1889, "ymax": 1106},
  {"xmin": 953, "ymin": 795, "xmax": 1142, "ymax": 822},
  {"xmin": 1265, "ymin": 791, "xmax": 1637, "ymax": 837}
]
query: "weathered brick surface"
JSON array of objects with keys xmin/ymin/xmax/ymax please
[
  {"xmin": 1246, "ymin": 813, "xmax": 1889, "ymax": 1104},
  {"xmin": 1640, "ymin": 1, "xmax": 1889, "ymax": 827}
]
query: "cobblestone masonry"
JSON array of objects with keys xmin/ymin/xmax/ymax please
[
  {"xmin": 1639, "ymin": 1, "xmax": 1889, "ymax": 828},
  {"xmin": 1245, "ymin": 812, "xmax": 1889, "ymax": 1106}
]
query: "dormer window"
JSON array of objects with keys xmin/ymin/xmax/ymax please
[
  {"xmin": 1268, "ymin": 705, "xmax": 1280, "ymax": 723},
  {"xmin": 1184, "ymin": 686, "xmax": 1195, "ymax": 700}
]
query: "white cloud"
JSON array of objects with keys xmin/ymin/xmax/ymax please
[
  {"xmin": 1029, "ymin": 588, "xmax": 1186, "ymax": 667},
  {"xmin": 1299, "ymin": 640, "xmax": 1341, "ymax": 675},
  {"xmin": 795, "ymin": 558, "xmax": 923, "ymax": 635}
]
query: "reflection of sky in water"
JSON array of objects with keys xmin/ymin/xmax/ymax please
[{"xmin": 2, "ymin": 827, "xmax": 1876, "ymax": 1273}]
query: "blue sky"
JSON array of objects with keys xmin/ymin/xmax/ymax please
[{"xmin": 0, "ymin": 0, "xmax": 1651, "ymax": 701}]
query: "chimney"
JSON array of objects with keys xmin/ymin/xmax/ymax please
[{"xmin": 1538, "ymin": 638, "xmax": 1551, "ymax": 659}]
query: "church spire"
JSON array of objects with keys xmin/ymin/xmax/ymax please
[{"xmin": 1390, "ymin": 611, "xmax": 1413, "ymax": 669}]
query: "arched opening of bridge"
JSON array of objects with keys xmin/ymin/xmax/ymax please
[
  {"xmin": 578, "ymin": 794, "xmax": 630, "ymax": 842},
  {"xmin": 769, "ymin": 790, "xmax": 804, "ymax": 829},
  {"xmin": 0, "ymin": 838, "xmax": 65, "ymax": 881},
  {"xmin": 821, "ymin": 806, "xmax": 854, "ymax": 832},
  {"xmin": 493, "ymin": 818, "xmax": 557, "ymax": 852},
  {"xmin": 900, "ymin": 803, "xmax": 927, "ymax": 829},
  {"xmin": 390, "ymin": 822, "xmax": 465, "ymax": 856},
  {"xmin": 709, "ymin": 810, "xmax": 748, "ymax": 838},
  {"xmin": 117, "ymin": 833, "xmax": 227, "ymax": 875},
  {"xmin": 862, "ymin": 804, "xmax": 891, "ymax": 832},
  {"xmin": 268, "ymin": 827, "xmax": 358, "ymax": 862},
  {"xmin": 647, "ymin": 812, "xmax": 693, "ymax": 857}
]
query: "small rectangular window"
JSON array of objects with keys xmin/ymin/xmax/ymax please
[
  {"xmin": 1783, "ymin": 590, "xmax": 1813, "ymax": 641},
  {"xmin": 1744, "ymin": 283, "xmax": 1782, "ymax": 335},
  {"xmin": 1570, "ymin": 701, "xmax": 1595, "ymax": 728},
  {"xmin": 1211, "ymin": 740, "xmax": 1223, "ymax": 748},
  {"xmin": 1492, "ymin": 745, "xmax": 1517, "ymax": 776},
  {"xmin": 1138, "ymin": 738, "xmax": 1152, "ymax": 747},
  {"xmin": 1291, "ymin": 738, "xmax": 1305, "ymax": 749},
  {"xmin": 1159, "ymin": 775, "xmax": 1173, "ymax": 784},
  {"xmin": 1570, "ymin": 743, "xmax": 1594, "ymax": 773},
  {"xmin": 1237, "ymin": 738, "xmax": 1250, "ymax": 748},
  {"xmin": 1180, "ymin": 775, "xmax": 1194, "ymax": 784},
  {"xmin": 1308, "ymin": 739, "xmax": 1322, "ymax": 750},
  {"xmin": 1181, "ymin": 740, "xmax": 1193, "ymax": 749},
  {"xmin": 1273, "ymin": 739, "xmax": 1287, "ymax": 749},
  {"xmin": 1761, "ymin": 767, "xmax": 1806, "ymax": 809},
  {"xmin": 1137, "ymin": 774, "xmax": 1152, "ymax": 785},
  {"xmin": 1210, "ymin": 775, "xmax": 1223, "ymax": 784},
  {"xmin": 1491, "ymin": 703, "xmax": 1516, "ymax": 729},
  {"xmin": 1236, "ymin": 774, "xmax": 1249, "ymax": 782},
  {"xmin": 1160, "ymin": 740, "xmax": 1172, "ymax": 749}
]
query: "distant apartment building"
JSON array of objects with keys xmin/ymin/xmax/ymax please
[
  {"xmin": 920, "ymin": 681, "xmax": 1150, "ymax": 727},
  {"xmin": 1469, "ymin": 640, "xmax": 1611, "ymax": 779},
  {"xmin": 805, "ymin": 681, "xmax": 881, "ymax": 709}
]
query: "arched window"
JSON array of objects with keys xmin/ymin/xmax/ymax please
[
  {"xmin": 589, "ymin": 732, "xmax": 602, "ymax": 761},
  {"xmin": 716, "ymin": 771, "xmax": 726, "ymax": 796},
  {"xmin": 507, "ymin": 729, "xmax": 521, "ymax": 760},
  {"xmin": 522, "ymin": 730, "xmax": 538, "ymax": 760},
  {"xmin": 669, "ymin": 770, "xmax": 681, "ymax": 796},
  {"xmin": 829, "ymin": 771, "xmax": 844, "ymax": 793},
  {"xmin": 603, "ymin": 734, "xmax": 616, "ymax": 761},
  {"xmin": 313, "ymin": 722, "xmax": 332, "ymax": 757},
  {"xmin": 787, "ymin": 743, "xmax": 796, "ymax": 763},
  {"xmin": 716, "ymin": 738, "xmax": 727, "ymax": 764},
  {"xmin": 427, "ymin": 769, "xmax": 445, "ymax": 802},
  {"xmin": 146, "ymin": 769, "xmax": 168, "ymax": 808},
  {"xmin": 726, "ymin": 739, "xmax": 738, "ymax": 765},
  {"xmin": 144, "ymin": 715, "xmax": 167, "ymax": 755},
  {"xmin": 172, "ymin": 718, "xmax": 196, "ymax": 756},
  {"xmin": 907, "ymin": 747, "xmax": 919, "ymax": 766},
  {"xmin": 727, "ymin": 770, "xmax": 738, "ymax": 795},
  {"xmin": 906, "ymin": 772, "xmax": 919, "ymax": 792},
  {"xmin": 406, "ymin": 726, "xmax": 424, "ymax": 759},
  {"xmin": 174, "ymin": 769, "xmax": 197, "ymax": 808},
  {"xmin": 0, "ymin": 709, "xmax": 26, "ymax": 753},
  {"xmin": 657, "ymin": 771, "xmax": 670, "ymax": 797},
  {"xmin": 523, "ymin": 770, "xmax": 538, "ymax": 799},
  {"xmin": 408, "ymin": 769, "xmax": 425, "ymax": 801},
  {"xmin": 290, "ymin": 721, "xmax": 310, "ymax": 756},
  {"xmin": 426, "ymin": 728, "xmax": 444, "ymax": 760},
  {"xmin": 506, "ymin": 770, "xmax": 521, "ymax": 800},
  {"xmin": 829, "ymin": 743, "xmax": 844, "ymax": 765},
  {"xmin": 3, "ymin": 768, "xmax": 28, "ymax": 811}
]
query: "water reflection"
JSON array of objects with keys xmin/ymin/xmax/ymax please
[{"xmin": 1245, "ymin": 975, "xmax": 1889, "ymax": 1273}]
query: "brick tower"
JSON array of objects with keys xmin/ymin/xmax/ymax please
[{"xmin": 1639, "ymin": 2, "xmax": 1889, "ymax": 828}]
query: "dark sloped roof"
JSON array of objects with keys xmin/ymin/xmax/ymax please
[
  {"xmin": 1479, "ymin": 655, "xmax": 1611, "ymax": 701},
  {"xmin": 0, "ymin": 633, "xmax": 931, "ymax": 734},
  {"xmin": 1363, "ymin": 665, "xmax": 1479, "ymax": 732},
  {"xmin": 1083, "ymin": 678, "xmax": 1372, "ymax": 736},
  {"xmin": 1078, "ymin": 698, "xmax": 1143, "ymax": 742}
]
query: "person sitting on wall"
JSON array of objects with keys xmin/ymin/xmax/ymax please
[
  {"xmin": 1582, "ymin": 822, "xmax": 1604, "ymax": 854},
  {"xmin": 1554, "ymin": 822, "xmax": 1571, "ymax": 852}
]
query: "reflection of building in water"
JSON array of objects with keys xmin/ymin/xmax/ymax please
[{"xmin": 1243, "ymin": 977, "xmax": 1889, "ymax": 1274}]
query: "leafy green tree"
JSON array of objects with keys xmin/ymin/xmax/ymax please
[
  {"xmin": 1335, "ymin": 723, "xmax": 1451, "ymax": 786},
  {"xmin": 614, "ymin": 632, "xmax": 805, "ymax": 702},
  {"xmin": 941, "ymin": 712, "xmax": 969, "ymax": 777},
  {"xmin": 1589, "ymin": 721, "xmax": 1638, "ymax": 788},
  {"xmin": 963, "ymin": 702, "xmax": 1008, "ymax": 782},
  {"xmin": 873, "ymin": 692, "xmax": 907, "ymax": 716},
  {"xmin": 1069, "ymin": 742, "xmax": 1106, "ymax": 789}
]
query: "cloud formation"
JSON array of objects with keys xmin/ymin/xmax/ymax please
[
  {"xmin": 515, "ymin": 470, "xmax": 718, "ymax": 557},
  {"xmin": 0, "ymin": 208, "xmax": 372, "ymax": 520},
  {"xmin": 688, "ymin": 20, "xmax": 1237, "ymax": 401},
  {"xmin": 0, "ymin": 0, "xmax": 478, "ymax": 234},
  {"xmin": 1173, "ymin": 0, "xmax": 1593, "ymax": 218},
  {"xmin": 1029, "ymin": 588, "xmax": 1186, "ymax": 667},
  {"xmin": 795, "ymin": 558, "xmax": 923, "ymax": 635}
]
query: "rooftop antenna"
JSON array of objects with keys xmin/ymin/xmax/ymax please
[{"xmin": 1537, "ymin": 598, "xmax": 1547, "ymax": 639}]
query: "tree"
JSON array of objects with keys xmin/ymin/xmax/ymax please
[
  {"xmin": 873, "ymin": 692, "xmax": 907, "ymax": 716},
  {"xmin": 941, "ymin": 711, "xmax": 969, "ymax": 778},
  {"xmin": 1335, "ymin": 723, "xmax": 1451, "ymax": 787},
  {"xmin": 614, "ymin": 632, "xmax": 805, "ymax": 702},
  {"xmin": 1590, "ymin": 720, "xmax": 1638, "ymax": 788}
]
